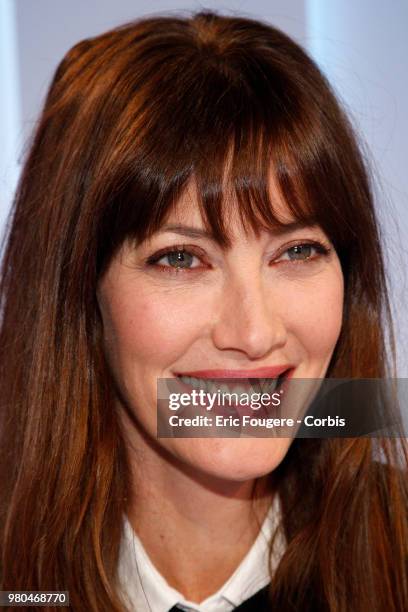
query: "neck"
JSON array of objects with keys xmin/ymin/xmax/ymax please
[{"xmin": 121, "ymin": 411, "xmax": 274, "ymax": 602}]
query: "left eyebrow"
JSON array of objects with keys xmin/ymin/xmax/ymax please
[{"xmin": 158, "ymin": 224, "xmax": 215, "ymax": 239}]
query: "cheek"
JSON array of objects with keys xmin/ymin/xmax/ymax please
[
  {"xmin": 280, "ymin": 269, "xmax": 344, "ymax": 357},
  {"xmin": 100, "ymin": 282, "xmax": 208, "ymax": 368}
]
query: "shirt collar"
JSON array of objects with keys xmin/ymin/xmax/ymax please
[{"xmin": 117, "ymin": 495, "xmax": 285, "ymax": 612}]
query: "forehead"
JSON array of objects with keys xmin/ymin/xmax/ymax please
[{"xmin": 162, "ymin": 177, "xmax": 297, "ymax": 238}]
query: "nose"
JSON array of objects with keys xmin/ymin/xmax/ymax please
[{"xmin": 211, "ymin": 273, "xmax": 287, "ymax": 360}]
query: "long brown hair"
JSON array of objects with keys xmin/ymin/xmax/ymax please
[{"xmin": 1, "ymin": 11, "xmax": 407, "ymax": 611}]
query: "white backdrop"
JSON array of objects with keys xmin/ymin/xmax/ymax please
[{"xmin": 1, "ymin": 0, "xmax": 407, "ymax": 374}]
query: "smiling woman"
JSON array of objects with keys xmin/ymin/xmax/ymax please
[
  {"xmin": 0, "ymin": 10, "xmax": 407, "ymax": 612},
  {"xmin": 98, "ymin": 188, "xmax": 344, "ymax": 486}
]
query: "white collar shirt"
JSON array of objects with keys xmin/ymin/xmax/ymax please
[{"xmin": 117, "ymin": 495, "xmax": 285, "ymax": 612}]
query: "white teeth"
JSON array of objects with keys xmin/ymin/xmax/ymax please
[
  {"xmin": 194, "ymin": 377, "xmax": 203, "ymax": 389},
  {"xmin": 179, "ymin": 376, "xmax": 214, "ymax": 393},
  {"xmin": 259, "ymin": 378, "xmax": 279, "ymax": 393},
  {"xmin": 203, "ymin": 379, "xmax": 216, "ymax": 393},
  {"xmin": 178, "ymin": 376, "xmax": 282, "ymax": 395},
  {"xmin": 192, "ymin": 376, "xmax": 201, "ymax": 389},
  {"xmin": 233, "ymin": 385, "xmax": 245, "ymax": 395}
]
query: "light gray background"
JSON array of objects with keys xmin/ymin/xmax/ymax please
[{"xmin": 1, "ymin": 0, "xmax": 407, "ymax": 374}]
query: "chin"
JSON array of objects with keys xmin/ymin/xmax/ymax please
[{"xmin": 168, "ymin": 437, "xmax": 293, "ymax": 483}]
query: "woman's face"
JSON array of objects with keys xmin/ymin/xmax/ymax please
[{"xmin": 98, "ymin": 186, "xmax": 344, "ymax": 482}]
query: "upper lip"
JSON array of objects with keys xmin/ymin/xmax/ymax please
[{"xmin": 175, "ymin": 366, "xmax": 293, "ymax": 379}]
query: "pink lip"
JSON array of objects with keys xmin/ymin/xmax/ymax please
[{"xmin": 175, "ymin": 366, "xmax": 294, "ymax": 379}]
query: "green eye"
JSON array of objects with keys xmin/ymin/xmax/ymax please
[
  {"xmin": 275, "ymin": 241, "xmax": 330, "ymax": 264},
  {"xmin": 165, "ymin": 250, "xmax": 194, "ymax": 268},
  {"xmin": 146, "ymin": 245, "xmax": 205, "ymax": 273},
  {"xmin": 287, "ymin": 244, "xmax": 313, "ymax": 260}
]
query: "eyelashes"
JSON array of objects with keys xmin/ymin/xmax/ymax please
[
  {"xmin": 146, "ymin": 245, "xmax": 206, "ymax": 271},
  {"xmin": 144, "ymin": 241, "xmax": 332, "ymax": 276},
  {"xmin": 276, "ymin": 242, "xmax": 330, "ymax": 263}
]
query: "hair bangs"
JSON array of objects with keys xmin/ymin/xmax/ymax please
[{"xmin": 96, "ymin": 97, "xmax": 327, "ymax": 273}]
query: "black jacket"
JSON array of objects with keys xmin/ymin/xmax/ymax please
[{"xmin": 234, "ymin": 585, "xmax": 270, "ymax": 611}]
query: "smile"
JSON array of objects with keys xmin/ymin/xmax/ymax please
[{"xmin": 175, "ymin": 367, "xmax": 294, "ymax": 396}]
